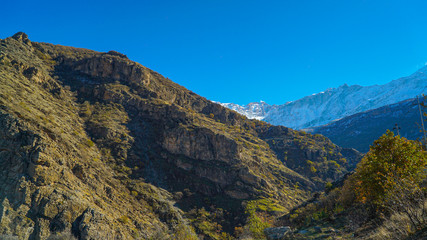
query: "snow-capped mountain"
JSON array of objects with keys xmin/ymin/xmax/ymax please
[
  {"xmin": 220, "ymin": 101, "xmax": 272, "ymax": 120},
  {"xmin": 220, "ymin": 66, "xmax": 427, "ymax": 129}
]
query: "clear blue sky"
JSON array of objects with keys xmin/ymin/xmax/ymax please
[{"xmin": 2, "ymin": 0, "xmax": 427, "ymax": 105}]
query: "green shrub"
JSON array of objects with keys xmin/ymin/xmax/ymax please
[
  {"xmin": 310, "ymin": 166, "xmax": 317, "ymax": 173},
  {"xmin": 245, "ymin": 213, "xmax": 270, "ymax": 239},
  {"xmin": 243, "ymin": 200, "xmax": 274, "ymax": 239},
  {"xmin": 86, "ymin": 139, "xmax": 95, "ymax": 147},
  {"xmin": 118, "ymin": 215, "xmax": 131, "ymax": 224},
  {"xmin": 172, "ymin": 223, "xmax": 198, "ymax": 240},
  {"xmin": 325, "ymin": 182, "xmax": 333, "ymax": 192},
  {"xmin": 312, "ymin": 209, "xmax": 328, "ymax": 221}
]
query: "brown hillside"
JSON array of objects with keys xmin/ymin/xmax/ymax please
[{"xmin": 0, "ymin": 32, "xmax": 361, "ymax": 239}]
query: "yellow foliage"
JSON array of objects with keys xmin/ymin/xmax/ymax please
[{"xmin": 354, "ymin": 130, "xmax": 427, "ymax": 206}]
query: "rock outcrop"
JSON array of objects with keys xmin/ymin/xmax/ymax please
[
  {"xmin": 0, "ymin": 33, "xmax": 361, "ymax": 239},
  {"xmin": 264, "ymin": 226, "xmax": 292, "ymax": 240}
]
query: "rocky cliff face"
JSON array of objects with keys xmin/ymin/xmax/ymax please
[
  {"xmin": 0, "ymin": 33, "xmax": 184, "ymax": 240},
  {"xmin": 0, "ymin": 32, "xmax": 361, "ymax": 239}
]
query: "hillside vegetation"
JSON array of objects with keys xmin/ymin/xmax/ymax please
[
  {"xmin": 0, "ymin": 32, "xmax": 360, "ymax": 239},
  {"xmin": 279, "ymin": 131, "xmax": 427, "ymax": 240}
]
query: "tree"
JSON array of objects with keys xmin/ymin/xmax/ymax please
[
  {"xmin": 384, "ymin": 176, "xmax": 427, "ymax": 230},
  {"xmin": 354, "ymin": 130, "xmax": 427, "ymax": 206}
]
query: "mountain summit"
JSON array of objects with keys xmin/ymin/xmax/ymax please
[
  {"xmin": 0, "ymin": 33, "xmax": 361, "ymax": 239},
  {"xmin": 221, "ymin": 67, "xmax": 427, "ymax": 129}
]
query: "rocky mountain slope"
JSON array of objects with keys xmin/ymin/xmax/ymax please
[
  {"xmin": 0, "ymin": 32, "xmax": 361, "ymax": 239},
  {"xmin": 305, "ymin": 97, "xmax": 426, "ymax": 152},
  {"xmin": 221, "ymin": 68, "xmax": 427, "ymax": 129}
]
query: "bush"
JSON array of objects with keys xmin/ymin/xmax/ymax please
[
  {"xmin": 118, "ymin": 215, "xmax": 131, "ymax": 224},
  {"xmin": 86, "ymin": 139, "xmax": 95, "ymax": 147},
  {"xmin": 172, "ymin": 223, "xmax": 198, "ymax": 240},
  {"xmin": 324, "ymin": 181, "xmax": 333, "ymax": 192},
  {"xmin": 242, "ymin": 201, "xmax": 273, "ymax": 239}
]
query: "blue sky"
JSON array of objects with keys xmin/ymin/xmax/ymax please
[{"xmin": 2, "ymin": 0, "xmax": 427, "ymax": 105}]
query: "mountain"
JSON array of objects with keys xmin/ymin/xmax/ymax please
[
  {"xmin": 220, "ymin": 68, "xmax": 427, "ymax": 129},
  {"xmin": 305, "ymin": 97, "xmax": 427, "ymax": 152},
  {"xmin": 0, "ymin": 33, "xmax": 361, "ymax": 239},
  {"xmin": 220, "ymin": 101, "xmax": 272, "ymax": 120}
]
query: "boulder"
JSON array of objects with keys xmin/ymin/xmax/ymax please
[{"xmin": 264, "ymin": 226, "xmax": 291, "ymax": 240}]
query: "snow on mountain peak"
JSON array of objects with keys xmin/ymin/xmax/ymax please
[{"xmin": 219, "ymin": 66, "xmax": 427, "ymax": 129}]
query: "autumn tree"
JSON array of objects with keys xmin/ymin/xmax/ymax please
[{"xmin": 354, "ymin": 130, "xmax": 427, "ymax": 206}]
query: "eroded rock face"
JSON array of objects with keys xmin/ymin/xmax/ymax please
[
  {"xmin": 162, "ymin": 127, "xmax": 239, "ymax": 163},
  {"xmin": 73, "ymin": 208, "xmax": 118, "ymax": 240},
  {"xmin": 0, "ymin": 113, "xmax": 93, "ymax": 239},
  {"xmin": 71, "ymin": 55, "xmax": 151, "ymax": 86},
  {"xmin": 0, "ymin": 33, "xmax": 362, "ymax": 239},
  {"xmin": 0, "ymin": 33, "xmax": 187, "ymax": 239},
  {"xmin": 12, "ymin": 32, "xmax": 32, "ymax": 46},
  {"xmin": 259, "ymin": 125, "xmax": 363, "ymax": 188},
  {"xmin": 0, "ymin": 198, "xmax": 34, "ymax": 240}
]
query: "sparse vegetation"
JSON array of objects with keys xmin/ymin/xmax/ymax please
[
  {"xmin": 282, "ymin": 130, "xmax": 427, "ymax": 239},
  {"xmin": 118, "ymin": 215, "xmax": 131, "ymax": 224},
  {"xmin": 0, "ymin": 33, "xmax": 362, "ymax": 240},
  {"xmin": 243, "ymin": 202, "xmax": 272, "ymax": 240}
]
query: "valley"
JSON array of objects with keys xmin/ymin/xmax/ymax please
[{"xmin": 0, "ymin": 32, "xmax": 426, "ymax": 240}]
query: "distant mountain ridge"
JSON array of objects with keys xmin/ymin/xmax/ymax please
[
  {"xmin": 220, "ymin": 101, "xmax": 272, "ymax": 120},
  {"xmin": 220, "ymin": 66, "xmax": 427, "ymax": 129},
  {"xmin": 306, "ymin": 97, "xmax": 426, "ymax": 152}
]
